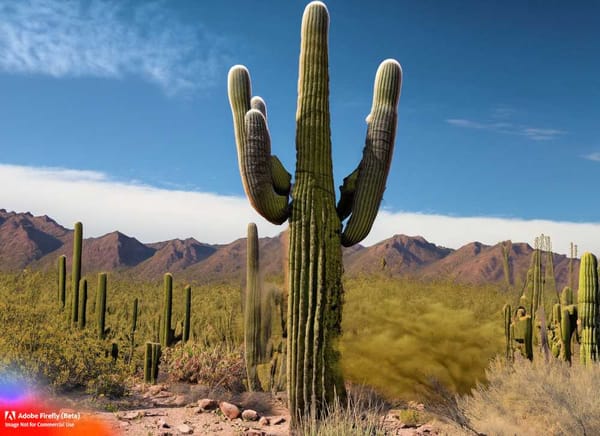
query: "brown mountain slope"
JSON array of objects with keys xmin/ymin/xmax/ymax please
[{"xmin": 344, "ymin": 234, "xmax": 452, "ymax": 277}]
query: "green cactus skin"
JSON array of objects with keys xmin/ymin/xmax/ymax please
[
  {"xmin": 183, "ymin": 285, "xmax": 191, "ymax": 343},
  {"xmin": 503, "ymin": 304, "xmax": 512, "ymax": 361},
  {"xmin": 58, "ymin": 255, "xmax": 66, "ymax": 309},
  {"xmin": 143, "ymin": 342, "xmax": 161, "ymax": 384},
  {"xmin": 71, "ymin": 222, "xmax": 83, "ymax": 325},
  {"xmin": 227, "ymin": 2, "xmax": 401, "ymax": 423},
  {"xmin": 161, "ymin": 273, "xmax": 174, "ymax": 348},
  {"xmin": 96, "ymin": 273, "xmax": 107, "ymax": 340},
  {"xmin": 110, "ymin": 342, "xmax": 119, "ymax": 362},
  {"xmin": 560, "ymin": 286, "xmax": 573, "ymax": 306},
  {"xmin": 245, "ymin": 223, "xmax": 265, "ymax": 391},
  {"xmin": 577, "ymin": 252, "xmax": 599, "ymax": 365},
  {"xmin": 77, "ymin": 279, "xmax": 87, "ymax": 330},
  {"xmin": 512, "ymin": 309, "xmax": 533, "ymax": 361},
  {"xmin": 131, "ymin": 297, "xmax": 138, "ymax": 334}
]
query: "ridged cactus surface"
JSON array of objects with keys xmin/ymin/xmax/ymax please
[
  {"xmin": 227, "ymin": 1, "xmax": 401, "ymax": 424},
  {"xmin": 96, "ymin": 272, "xmax": 107, "ymax": 340},
  {"xmin": 577, "ymin": 252, "xmax": 598, "ymax": 365},
  {"xmin": 71, "ymin": 222, "xmax": 83, "ymax": 325}
]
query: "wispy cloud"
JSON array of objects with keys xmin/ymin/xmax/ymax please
[
  {"xmin": 583, "ymin": 152, "xmax": 600, "ymax": 162},
  {"xmin": 1, "ymin": 164, "xmax": 599, "ymax": 255},
  {"xmin": 0, "ymin": 0, "xmax": 231, "ymax": 95},
  {"xmin": 446, "ymin": 116, "xmax": 565, "ymax": 141}
]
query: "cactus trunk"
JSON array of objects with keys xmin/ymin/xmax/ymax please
[
  {"xmin": 96, "ymin": 273, "xmax": 107, "ymax": 340},
  {"xmin": 77, "ymin": 279, "xmax": 87, "ymax": 330},
  {"xmin": 183, "ymin": 286, "xmax": 191, "ymax": 343},
  {"xmin": 161, "ymin": 273, "xmax": 173, "ymax": 347},
  {"xmin": 144, "ymin": 342, "xmax": 161, "ymax": 384},
  {"xmin": 578, "ymin": 252, "xmax": 599, "ymax": 365},
  {"xmin": 71, "ymin": 222, "xmax": 82, "ymax": 326},
  {"xmin": 245, "ymin": 223, "xmax": 263, "ymax": 391}
]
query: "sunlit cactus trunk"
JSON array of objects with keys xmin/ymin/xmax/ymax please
[
  {"xmin": 77, "ymin": 278, "xmax": 87, "ymax": 330},
  {"xmin": 245, "ymin": 223, "xmax": 264, "ymax": 391},
  {"xmin": 71, "ymin": 222, "xmax": 83, "ymax": 326},
  {"xmin": 227, "ymin": 1, "xmax": 401, "ymax": 425},
  {"xmin": 578, "ymin": 252, "xmax": 599, "ymax": 365},
  {"xmin": 57, "ymin": 255, "xmax": 66, "ymax": 309},
  {"xmin": 96, "ymin": 272, "xmax": 107, "ymax": 340}
]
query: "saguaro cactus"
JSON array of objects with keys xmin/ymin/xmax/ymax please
[
  {"xmin": 71, "ymin": 222, "xmax": 83, "ymax": 325},
  {"xmin": 578, "ymin": 252, "xmax": 599, "ymax": 365},
  {"xmin": 245, "ymin": 223, "xmax": 266, "ymax": 391},
  {"xmin": 96, "ymin": 273, "xmax": 107, "ymax": 340},
  {"xmin": 144, "ymin": 342, "xmax": 161, "ymax": 384},
  {"xmin": 161, "ymin": 273, "xmax": 174, "ymax": 347},
  {"xmin": 77, "ymin": 279, "xmax": 87, "ymax": 330},
  {"xmin": 503, "ymin": 304, "xmax": 512, "ymax": 361},
  {"xmin": 58, "ymin": 255, "xmax": 66, "ymax": 309},
  {"xmin": 227, "ymin": 1, "xmax": 401, "ymax": 423},
  {"xmin": 183, "ymin": 285, "xmax": 191, "ymax": 343}
]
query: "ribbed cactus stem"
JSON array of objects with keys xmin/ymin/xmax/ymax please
[
  {"xmin": 144, "ymin": 342, "xmax": 161, "ymax": 384},
  {"xmin": 503, "ymin": 304, "xmax": 512, "ymax": 360},
  {"xmin": 560, "ymin": 287, "xmax": 573, "ymax": 306},
  {"xmin": 227, "ymin": 0, "xmax": 401, "ymax": 425},
  {"xmin": 77, "ymin": 279, "xmax": 87, "ymax": 330},
  {"xmin": 577, "ymin": 252, "xmax": 598, "ymax": 365},
  {"xmin": 161, "ymin": 273, "xmax": 173, "ymax": 347},
  {"xmin": 71, "ymin": 222, "xmax": 82, "ymax": 325},
  {"xmin": 131, "ymin": 298, "xmax": 138, "ymax": 333},
  {"xmin": 245, "ymin": 223, "xmax": 263, "ymax": 391},
  {"xmin": 183, "ymin": 285, "xmax": 191, "ymax": 343},
  {"xmin": 58, "ymin": 255, "xmax": 66, "ymax": 309},
  {"xmin": 96, "ymin": 273, "xmax": 107, "ymax": 340}
]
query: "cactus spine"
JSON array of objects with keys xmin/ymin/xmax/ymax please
[
  {"xmin": 228, "ymin": 1, "xmax": 401, "ymax": 423},
  {"xmin": 71, "ymin": 222, "xmax": 82, "ymax": 326},
  {"xmin": 577, "ymin": 252, "xmax": 599, "ymax": 365},
  {"xmin": 245, "ymin": 223, "xmax": 265, "ymax": 391},
  {"xmin": 183, "ymin": 285, "xmax": 191, "ymax": 343},
  {"xmin": 77, "ymin": 279, "xmax": 87, "ymax": 330},
  {"xmin": 58, "ymin": 255, "xmax": 66, "ymax": 309},
  {"xmin": 161, "ymin": 273, "xmax": 174, "ymax": 347},
  {"xmin": 96, "ymin": 273, "xmax": 107, "ymax": 340},
  {"xmin": 144, "ymin": 342, "xmax": 161, "ymax": 384}
]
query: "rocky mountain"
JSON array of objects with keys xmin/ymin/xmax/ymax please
[{"xmin": 0, "ymin": 209, "xmax": 581, "ymax": 290}]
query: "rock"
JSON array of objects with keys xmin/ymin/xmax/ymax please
[
  {"xmin": 258, "ymin": 416, "xmax": 270, "ymax": 426},
  {"xmin": 244, "ymin": 430, "xmax": 265, "ymax": 436},
  {"xmin": 272, "ymin": 416, "xmax": 286, "ymax": 425},
  {"xmin": 241, "ymin": 409, "xmax": 259, "ymax": 421},
  {"xmin": 171, "ymin": 395, "xmax": 187, "ymax": 407},
  {"xmin": 219, "ymin": 401, "xmax": 241, "ymax": 420},
  {"xmin": 417, "ymin": 424, "xmax": 435, "ymax": 434},
  {"xmin": 157, "ymin": 418, "xmax": 171, "ymax": 429},
  {"xmin": 177, "ymin": 423, "xmax": 194, "ymax": 434},
  {"xmin": 197, "ymin": 398, "xmax": 218, "ymax": 411},
  {"xmin": 118, "ymin": 411, "xmax": 141, "ymax": 420},
  {"xmin": 148, "ymin": 385, "xmax": 166, "ymax": 395}
]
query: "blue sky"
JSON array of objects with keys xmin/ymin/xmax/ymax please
[{"xmin": 0, "ymin": 0, "xmax": 599, "ymax": 254}]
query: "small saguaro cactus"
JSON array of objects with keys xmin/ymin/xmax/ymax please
[
  {"xmin": 503, "ymin": 304, "xmax": 513, "ymax": 361},
  {"xmin": 160, "ymin": 273, "xmax": 175, "ymax": 348},
  {"xmin": 577, "ymin": 252, "xmax": 599, "ymax": 365},
  {"xmin": 512, "ymin": 306, "xmax": 533, "ymax": 360},
  {"xmin": 128, "ymin": 297, "xmax": 138, "ymax": 364},
  {"xmin": 227, "ymin": 1, "xmax": 401, "ymax": 423},
  {"xmin": 71, "ymin": 222, "xmax": 83, "ymax": 325},
  {"xmin": 144, "ymin": 342, "xmax": 161, "ymax": 384},
  {"xmin": 96, "ymin": 272, "xmax": 107, "ymax": 340},
  {"xmin": 244, "ymin": 223, "xmax": 267, "ymax": 391},
  {"xmin": 77, "ymin": 279, "xmax": 88, "ymax": 330},
  {"xmin": 183, "ymin": 285, "xmax": 192, "ymax": 343},
  {"xmin": 58, "ymin": 255, "xmax": 66, "ymax": 309}
]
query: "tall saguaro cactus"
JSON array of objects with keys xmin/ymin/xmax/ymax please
[
  {"xmin": 71, "ymin": 222, "xmax": 83, "ymax": 325},
  {"xmin": 77, "ymin": 279, "xmax": 87, "ymax": 330},
  {"xmin": 58, "ymin": 255, "xmax": 66, "ymax": 309},
  {"xmin": 183, "ymin": 285, "xmax": 191, "ymax": 343},
  {"xmin": 227, "ymin": 1, "xmax": 401, "ymax": 424},
  {"xmin": 97, "ymin": 272, "xmax": 107, "ymax": 340},
  {"xmin": 161, "ymin": 273, "xmax": 174, "ymax": 348},
  {"xmin": 578, "ymin": 252, "xmax": 599, "ymax": 365}
]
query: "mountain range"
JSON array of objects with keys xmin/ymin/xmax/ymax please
[{"xmin": 0, "ymin": 209, "xmax": 580, "ymax": 290}]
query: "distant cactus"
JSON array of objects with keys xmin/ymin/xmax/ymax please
[
  {"xmin": 183, "ymin": 285, "xmax": 191, "ymax": 343},
  {"xmin": 71, "ymin": 222, "xmax": 82, "ymax": 326},
  {"xmin": 58, "ymin": 255, "xmax": 66, "ymax": 309},
  {"xmin": 77, "ymin": 279, "xmax": 87, "ymax": 330},
  {"xmin": 503, "ymin": 304, "xmax": 512, "ymax": 361},
  {"xmin": 110, "ymin": 342, "xmax": 119, "ymax": 363},
  {"xmin": 144, "ymin": 342, "xmax": 161, "ymax": 384},
  {"xmin": 227, "ymin": 1, "xmax": 401, "ymax": 422},
  {"xmin": 577, "ymin": 252, "xmax": 598, "ymax": 365},
  {"xmin": 512, "ymin": 307, "xmax": 533, "ymax": 360},
  {"xmin": 128, "ymin": 297, "xmax": 138, "ymax": 364},
  {"xmin": 96, "ymin": 273, "xmax": 107, "ymax": 340}
]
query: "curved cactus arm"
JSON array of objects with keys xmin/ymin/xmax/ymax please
[
  {"xmin": 336, "ymin": 166, "xmax": 359, "ymax": 221},
  {"xmin": 228, "ymin": 66, "xmax": 290, "ymax": 224},
  {"xmin": 340, "ymin": 59, "xmax": 402, "ymax": 246}
]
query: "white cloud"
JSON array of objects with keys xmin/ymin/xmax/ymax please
[
  {"xmin": 445, "ymin": 118, "xmax": 565, "ymax": 141},
  {"xmin": 583, "ymin": 152, "xmax": 600, "ymax": 162},
  {"xmin": 1, "ymin": 164, "xmax": 599, "ymax": 256},
  {"xmin": 0, "ymin": 0, "xmax": 230, "ymax": 95}
]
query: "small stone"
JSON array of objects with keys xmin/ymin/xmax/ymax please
[
  {"xmin": 219, "ymin": 401, "xmax": 241, "ymax": 420},
  {"xmin": 118, "ymin": 411, "xmax": 141, "ymax": 420},
  {"xmin": 244, "ymin": 430, "xmax": 264, "ymax": 436},
  {"xmin": 172, "ymin": 395, "xmax": 187, "ymax": 407},
  {"xmin": 148, "ymin": 385, "xmax": 165, "ymax": 395},
  {"xmin": 177, "ymin": 423, "xmax": 194, "ymax": 434},
  {"xmin": 241, "ymin": 409, "xmax": 259, "ymax": 421},
  {"xmin": 258, "ymin": 417, "xmax": 270, "ymax": 426},
  {"xmin": 157, "ymin": 418, "xmax": 171, "ymax": 429},
  {"xmin": 272, "ymin": 416, "xmax": 286, "ymax": 425},
  {"xmin": 197, "ymin": 398, "xmax": 218, "ymax": 411}
]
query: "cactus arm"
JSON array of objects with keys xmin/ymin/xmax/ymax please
[
  {"xmin": 336, "ymin": 166, "xmax": 359, "ymax": 221},
  {"xmin": 340, "ymin": 59, "xmax": 402, "ymax": 246},
  {"xmin": 228, "ymin": 67, "xmax": 290, "ymax": 224}
]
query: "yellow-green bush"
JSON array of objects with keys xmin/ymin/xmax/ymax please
[{"xmin": 340, "ymin": 277, "xmax": 505, "ymax": 401}]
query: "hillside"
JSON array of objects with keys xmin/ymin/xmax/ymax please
[{"xmin": 0, "ymin": 209, "xmax": 580, "ymax": 289}]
